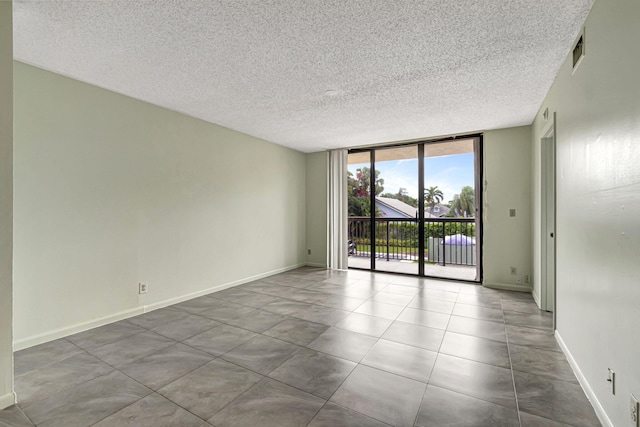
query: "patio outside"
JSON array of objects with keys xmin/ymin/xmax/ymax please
[
  {"xmin": 348, "ymin": 255, "xmax": 477, "ymax": 281},
  {"xmin": 347, "ymin": 215, "xmax": 478, "ymax": 281}
]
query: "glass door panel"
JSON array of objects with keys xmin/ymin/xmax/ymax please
[
  {"xmin": 423, "ymin": 138, "xmax": 479, "ymax": 281},
  {"xmin": 347, "ymin": 151, "xmax": 373, "ymax": 270},
  {"xmin": 370, "ymin": 145, "xmax": 419, "ymax": 274}
]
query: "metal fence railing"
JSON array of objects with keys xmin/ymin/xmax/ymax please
[{"xmin": 348, "ymin": 217, "xmax": 476, "ymax": 266}]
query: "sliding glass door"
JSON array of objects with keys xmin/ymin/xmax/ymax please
[{"xmin": 347, "ymin": 136, "xmax": 482, "ymax": 282}]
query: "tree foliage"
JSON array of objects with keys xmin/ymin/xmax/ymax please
[
  {"xmin": 348, "ymin": 167, "xmax": 384, "ymax": 216},
  {"xmin": 380, "ymin": 187, "xmax": 418, "ymax": 208},
  {"xmin": 449, "ymin": 185, "xmax": 475, "ymax": 217},
  {"xmin": 424, "ymin": 186, "xmax": 444, "ymax": 211}
]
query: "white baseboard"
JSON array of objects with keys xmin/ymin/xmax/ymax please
[
  {"xmin": 143, "ymin": 263, "xmax": 307, "ymax": 313},
  {"xmin": 13, "ymin": 306, "xmax": 145, "ymax": 351},
  {"xmin": 14, "ymin": 263, "xmax": 306, "ymax": 351},
  {"xmin": 555, "ymin": 331, "xmax": 613, "ymax": 427},
  {"xmin": 0, "ymin": 391, "xmax": 16, "ymax": 410},
  {"xmin": 482, "ymin": 281, "xmax": 532, "ymax": 292}
]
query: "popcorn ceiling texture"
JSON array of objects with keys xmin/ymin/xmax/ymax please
[{"xmin": 13, "ymin": 0, "xmax": 594, "ymax": 152}]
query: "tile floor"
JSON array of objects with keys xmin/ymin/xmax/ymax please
[{"xmin": 0, "ymin": 267, "xmax": 601, "ymax": 427}]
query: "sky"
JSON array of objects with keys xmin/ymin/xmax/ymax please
[{"xmin": 348, "ymin": 152, "xmax": 475, "ymax": 204}]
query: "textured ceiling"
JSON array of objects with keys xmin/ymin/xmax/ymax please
[{"xmin": 13, "ymin": 1, "xmax": 594, "ymax": 153}]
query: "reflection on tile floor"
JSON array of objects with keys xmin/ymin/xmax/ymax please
[{"xmin": 0, "ymin": 267, "xmax": 601, "ymax": 427}]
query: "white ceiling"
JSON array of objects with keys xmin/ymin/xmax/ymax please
[{"xmin": 13, "ymin": 0, "xmax": 594, "ymax": 153}]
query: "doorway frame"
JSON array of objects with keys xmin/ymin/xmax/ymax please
[{"xmin": 540, "ymin": 114, "xmax": 557, "ymax": 319}]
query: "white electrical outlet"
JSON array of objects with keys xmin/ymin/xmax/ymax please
[
  {"xmin": 631, "ymin": 394, "xmax": 639, "ymax": 426},
  {"xmin": 524, "ymin": 274, "xmax": 530, "ymax": 284},
  {"xmin": 139, "ymin": 282, "xmax": 148, "ymax": 294},
  {"xmin": 516, "ymin": 276, "xmax": 522, "ymax": 284}
]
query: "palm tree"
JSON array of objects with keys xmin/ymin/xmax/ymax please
[
  {"xmin": 450, "ymin": 185, "xmax": 475, "ymax": 217},
  {"xmin": 424, "ymin": 186, "xmax": 444, "ymax": 213}
]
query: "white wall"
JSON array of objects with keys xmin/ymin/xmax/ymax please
[
  {"xmin": 0, "ymin": 1, "xmax": 15, "ymax": 410},
  {"xmin": 13, "ymin": 62, "xmax": 307, "ymax": 348},
  {"xmin": 305, "ymin": 152, "xmax": 328, "ymax": 267},
  {"xmin": 482, "ymin": 126, "xmax": 532, "ymax": 290},
  {"xmin": 531, "ymin": 0, "xmax": 640, "ymax": 425}
]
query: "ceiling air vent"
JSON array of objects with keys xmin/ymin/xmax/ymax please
[{"xmin": 572, "ymin": 27, "xmax": 585, "ymax": 71}]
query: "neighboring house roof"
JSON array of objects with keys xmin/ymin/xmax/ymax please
[
  {"xmin": 426, "ymin": 205, "xmax": 450, "ymax": 218},
  {"xmin": 375, "ymin": 197, "xmax": 417, "ymax": 218},
  {"xmin": 375, "ymin": 197, "xmax": 451, "ymax": 219}
]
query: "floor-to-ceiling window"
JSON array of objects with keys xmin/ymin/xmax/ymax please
[{"xmin": 347, "ymin": 136, "xmax": 482, "ymax": 282}]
